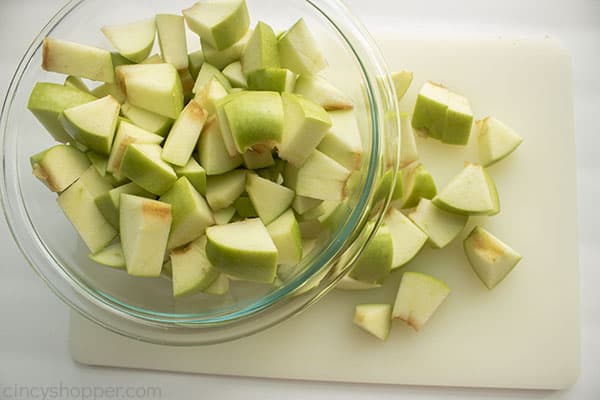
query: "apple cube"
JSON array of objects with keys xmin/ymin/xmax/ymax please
[
  {"xmin": 170, "ymin": 236, "xmax": 220, "ymax": 297},
  {"xmin": 336, "ymin": 277, "xmax": 381, "ymax": 291},
  {"xmin": 197, "ymin": 118, "xmax": 243, "ymax": 175},
  {"xmin": 399, "ymin": 112, "xmax": 418, "ymax": 168},
  {"xmin": 213, "ymin": 206, "xmax": 236, "ymax": 225},
  {"xmin": 162, "ymin": 100, "xmax": 208, "ymax": 166},
  {"xmin": 317, "ymin": 110, "xmax": 363, "ymax": 170},
  {"xmin": 64, "ymin": 76, "xmax": 90, "ymax": 93},
  {"xmin": 156, "ymin": 14, "xmax": 189, "ymax": 70},
  {"xmin": 233, "ymin": 196, "xmax": 257, "ymax": 218},
  {"xmin": 101, "ymin": 18, "xmax": 156, "ymax": 63},
  {"xmin": 400, "ymin": 163, "xmax": 437, "ymax": 209},
  {"xmin": 107, "ymin": 120, "xmax": 163, "ymax": 178},
  {"xmin": 86, "ymin": 151, "xmax": 109, "ymax": 177},
  {"xmin": 384, "ymin": 208, "xmax": 428, "ymax": 269},
  {"xmin": 42, "ymin": 37, "xmax": 114, "ymax": 83},
  {"xmin": 409, "ymin": 198, "xmax": 467, "ymax": 249},
  {"xmin": 392, "ymin": 70, "xmax": 413, "ymax": 101},
  {"xmin": 278, "ymin": 18, "xmax": 327, "ymax": 75},
  {"xmin": 88, "ymin": 242, "xmax": 125, "ymax": 269},
  {"xmin": 205, "ymin": 169, "xmax": 246, "ymax": 209},
  {"xmin": 30, "ymin": 144, "xmax": 90, "ymax": 192},
  {"xmin": 95, "ymin": 182, "xmax": 154, "ymax": 228},
  {"xmin": 477, "ymin": 116, "xmax": 523, "ymax": 167},
  {"xmin": 442, "ymin": 92, "xmax": 474, "ymax": 145},
  {"xmin": 242, "ymin": 149, "xmax": 274, "ymax": 169},
  {"xmin": 348, "ymin": 224, "xmax": 393, "ymax": 284},
  {"xmin": 222, "ymin": 61, "xmax": 248, "ymax": 88},
  {"xmin": 247, "ymin": 68, "xmax": 296, "ymax": 93},
  {"xmin": 188, "ymin": 50, "xmax": 205, "ymax": 79},
  {"xmin": 174, "ymin": 157, "xmax": 206, "ymax": 195},
  {"xmin": 78, "ymin": 165, "xmax": 113, "ymax": 198},
  {"xmin": 194, "ymin": 77, "xmax": 228, "ymax": 116},
  {"xmin": 192, "ymin": 62, "xmax": 232, "ymax": 93},
  {"xmin": 246, "ymin": 173, "xmax": 294, "ymax": 225},
  {"xmin": 202, "ymin": 29, "xmax": 251, "ymax": 70},
  {"xmin": 285, "ymin": 150, "xmax": 350, "ymax": 201},
  {"xmin": 294, "ymin": 74, "xmax": 353, "ymax": 111},
  {"xmin": 353, "ymin": 304, "xmax": 392, "ymax": 340},
  {"xmin": 120, "ymin": 102, "xmax": 173, "ymax": 137},
  {"xmin": 91, "ymin": 82, "xmax": 126, "ymax": 104},
  {"xmin": 203, "ymin": 273, "xmax": 230, "ymax": 295},
  {"xmin": 120, "ymin": 143, "xmax": 177, "ymax": 195},
  {"xmin": 241, "ymin": 21, "xmax": 280, "ymax": 76},
  {"xmin": 292, "ymin": 195, "xmax": 321, "ymax": 215},
  {"xmin": 265, "ymin": 209, "xmax": 301, "ymax": 265},
  {"xmin": 411, "ymin": 81, "xmax": 448, "ymax": 140}
]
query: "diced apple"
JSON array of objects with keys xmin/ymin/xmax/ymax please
[
  {"xmin": 170, "ymin": 236, "xmax": 220, "ymax": 297},
  {"xmin": 86, "ymin": 152, "xmax": 109, "ymax": 177},
  {"xmin": 197, "ymin": 118, "xmax": 243, "ymax": 175},
  {"xmin": 233, "ymin": 196, "xmax": 257, "ymax": 218},
  {"xmin": 101, "ymin": 18, "xmax": 156, "ymax": 63},
  {"xmin": 242, "ymin": 149, "xmax": 274, "ymax": 169},
  {"xmin": 384, "ymin": 208, "xmax": 427, "ymax": 269},
  {"xmin": 161, "ymin": 100, "xmax": 208, "ymax": 166},
  {"xmin": 192, "ymin": 62, "xmax": 232, "ymax": 93},
  {"xmin": 78, "ymin": 165, "xmax": 113, "ymax": 198},
  {"xmin": 206, "ymin": 218, "xmax": 278, "ymax": 283},
  {"xmin": 202, "ymin": 29, "xmax": 251, "ymax": 70},
  {"xmin": 292, "ymin": 195, "xmax": 321, "ymax": 215},
  {"xmin": 294, "ymin": 74, "xmax": 353, "ymax": 111},
  {"xmin": 278, "ymin": 93, "xmax": 331, "ymax": 166},
  {"xmin": 110, "ymin": 52, "xmax": 134, "ymax": 68},
  {"xmin": 60, "ymin": 95, "xmax": 120, "ymax": 155},
  {"xmin": 432, "ymin": 163, "xmax": 499, "ymax": 216},
  {"xmin": 464, "ymin": 226, "xmax": 522, "ymax": 289},
  {"xmin": 202, "ymin": 273, "xmax": 230, "ymax": 295},
  {"xmin": 120, "ymin": 194, "xmax": 172, "ymax": 277},
  {"xmin": 266, "ymin": 209, "xmax": 302, "ymax": 265},
  {"xmin": 391, "ymin": 70, "xmax": 413, "ymax": 101},
  {"xmin": 95, "ymin": 182, "xmax": 154, "ymax": 228},
  {"xmin": 27, "ymin": 82, "xmax": 96, "ymax": 142},
  {"xmin": 278, "ymin": 18, "xmax": 327, "ymax": 75},
  {"xmin": 120, "ymin": 143, "xmax": 177, "ymax": 195},
  {"xmin": 399, "ymin": 112, "xmax": 418, "ymax": 168},
  {"xmin": 42, "ymin": 37, "xmax": 114, "ymax": 83},
  {"xmin": 285, "ymin": 150, "xmax": 350, "ymax": 201},
  {"xmin": 30, "ymin": 144, "xmax": 90, "ymax": 192},
  {"xmin": 213, "ymin": 206, "xmax": 236, "ymax": 225},
  {"xmin": 141, "ymin": 53, "xmax": 163, "ymax": 64},
  {"xmin": 106, "ymin": 120, "xmax": 163, "ymax": 177},
  {"xmin": 411, "ymin": 81, "xmax": 448, "ymax": 140},
  {"xmin": 193, "ymin": 77, "xmax": 228, "ymax": 115},
  {"xmin": 336, "ymin": 277, "xmax": 381, "ymax": 291},
  {"xmin": 120, "ymin": 102, "xmax": 173, "ymax": 137},
  {"xmin": 215, "ymin": 91, "xmax": 245, "ymax": 156},
  {"xmin": 392, "ymin": 271, "xmax": 450, "ymax": 331},
  {"xmin": 188, "ymin": 50, "xmax": 205, "ymax": 79},
  {"xmin": 400, "ymin": 163, "xmax": 437, "ymax": 209},
  {"xmin": 353, "ymin": 304, "xmax": 392, "ymax": 340},
  {"xmin": 64, "ymin": 76, "xmax": 90, "ymax": 93},
  {"xmin": 317, "ymin": 110, "xmax": 362, "ymax": 170},
  {"xmin": 205, "ymin": 169, "xmax": 246, "ymax": 209},
  {"xmin": 442, "ymin": 92, "xmax": 473, "ymax": 145},
  {"xmin": 241, "ymin": 21, "xmax": 280, "ymax": 76},
  {"xmin": 408, "ymin": 198, "xmax": 467, "ymax": 249},
  {"xmin": 91, "ymin": 82, "xmax": 126, "ymax": 104},
  {"xmin": 373, "ymin": 168, "xmax": 403, "ymax": 207},
  {"xmin": 88, "ymin": 242, "xmax": 125, "ymax": 269},
  {"xmin": 222, "ymin": 61, "xmax": 247, "ymax": 88},
  {"xmin": 116, "ymin": 63, "xmax": 183, "ymax": 119},
  {"xmin": 247, "ymin": 68, "xmax": 296, "ymax": 93},
  {"xmin": 156, "ymin": 14, "xmax": 188, "ymax": 70},
  {"xmin": 348, "ymin": 224, "xmax": 393, "ymax": 284},
  {"xmin": 174, "ymin": 157, "xmax": 206, "ymax": 195},
  {"xmin": 476, "ymin": 116, "xmax": 523, "ymax": 167},
  {"xmin": 246, "ymin": 173, "xmax": 294, "ymax": 225}
]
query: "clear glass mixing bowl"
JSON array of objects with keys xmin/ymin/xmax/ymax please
[{"xmin": 0, "ymin": 0, "xmax": 400, "ymax": 345}]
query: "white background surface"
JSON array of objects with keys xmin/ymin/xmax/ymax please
[{"xmin": 0, "ymin": 1, "xmax": 598, "ymax": 399}]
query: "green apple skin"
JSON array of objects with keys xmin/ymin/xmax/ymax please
[
  {"xmin": 159, "ymin": 177, "xmax": 214, "ymax": 249},
  {"xmin": 233, "ymin": 196, "xmax": 257, "ymax": 218},
  {"xmin": 64, "ymin": 76, "xmax": 90, "ymax": 93},
  {"xmin": 116, "ymin": 63, "xmax": 183, "ymax": 119},
  {"xmin": 202, "ymin": 29, "xmax": 251, "ymax": 70},
  {"xmin": 408, "ymin": 198, "xmax": 467, "ymax": 249},
  {"xmin": 162, "ymin": 100, "xmax": 208, "ymax": 166},
  {"xmin": 60, "ymin": 95, "xmax": 120, "ymax": 155},
  {"xmin": 317, "ymin": 110, "xmax": 363, "ymax": 170},
  {"xmin": 188, "ymin": 50, "xmax": 205, "ymax": 80},
  {"xmin": 170, "ymin": 236, "xmax": 220, "ymax": 297},
  {"xmin": 384, "ymin": 208, "xmax": 428, "ymax": 269},
  {"xmin": 373, "ymin": 168, "xmax": 403, "ymax": 208},
  {"xmin": 353, "ymin": 304, "xmax": 392, "ymax": 340},
  {"xmin": 120, "ymin": 194, "xmax": 172, "ymax": 277},
  {"xmin": 42, "ymin": 37, "xmax": 114, "ymax": 83},
  {"xmin": 442, "ymin": 92, "xmax": 473, "ymax": 145},
  {"xmin": 182, "ymin": 0, "xmax": 250, "ymax": 51},
  {"xmin": 477, "ymin": 116, "xmax": 523, "ymax": 167},
  {"xmin": 278, "ymin": 18, "xmax": 327, "ymax": 76},
  {"xmin": 101, "ymin": 18, "xmax": 156, "ymax": 63},
  {"xmin": 205, "ymin": 218, "xmax": 278, "ymax": 283},
  {"xmin": 156, "ymin": 14, "xmax": 189, "ymax": 70},
  {"xmin": 197, "ymin": 118, "xmax": 243, "ymax": 175},
  {"xmin": 293, "ymin": 74, "xmax": 353, "ymax": 111},
  {"xmin": 278, "ymin": 92, "xmax": 332, "ymax": 166},
  {"xmin": 349, "ymin": 224, "xmax": 393, "ymax": 284},
  {"xmin": 223, "ymin": 61, "xmax": 248, "ymax": 88},
  {"xmin": 213, "ymin": 206, "xmax": 236, "ymax": 225},
  {"xmin": 399, "ymin": 112, "xmax": 419, "ymax": 168},
  {"xmin": 224, "ymin": 91, "xmax": 284, "ymax": 153},
  {"xmin": 392, "ymin": 70, "xmax": 413, "ymax": 101},
  {"xmin": 464, "ymin": 226, "xmax": 522, "ymax": 289},
  {"xmin": 86, "ymin": 151, "xmax": 108, "ymax": 177},
  {"xmin": 266, "ymin": 209, "xmax": 302, "ymax": 265},
  {"xmin": 411, "ymin": 81, "xmax": 448, "ymax": 140},
  {"xmin": 120, "ymin": 102, "xmax": 173, "ymax": 137},
  {"xmin": 241, "ymin": 21, "xmax": 280, "ymax": 76},
  {"xmin": 95, "ymin": 182, "xmax": 154, "ymax": 228},
  {"xmin": 192, "ymin": 62, "xmax": 232, "ymax": 94},
  {"xmin": 28, "ymin": 82, "xmax": 97, "ymax": 143},
  {"xmin": 30, "ymin": 144, "xmax": 90, "ymax": 192},
  {"xmin": 432, "ymin": 163, "xmax": 500, "ymax": 216},
  {"xmin": 57, "ymin": 179, "xmax": 117, "ymax": 254},
  {"xmin": 202, "ymin": 273, "xmax": 230, "ymax": 295},
  {"xmin": 336, "ymin": 277, "xmax": 381, "ymax": 291},
  {"xmin": 205, "ymin": 169, "xmax": 246, "ymax": 210},
  {"xmin": 110, "ymin": 51, "xmax": 134, "ymax": 68},
  {"xmin": 88, "ymin": 242, "xmax": 126, "ymax": 269},
  {"xmin": 246, "ymin": 173, "xmax": 295, "ymax": 225},
  {"xmin": 247, "ymin": 68, "xmax": 296, "ymax": 93},
  {"xmin": 392, "ymin": 271, "xmax": 450, "ymax": 331},
  {"xmin": 215, "ymin": 91, "xmax": 246, "ymax": 156},
  {"xmin": 174, "ymin": 157, "xmax": 206, "ymax": 195},
  {"xmin": 401, "ymin": 163, "xmax": 437, "ymax": 209},
  {"xmin": 120, "ymin": 143, "xmax": 177, "ymax": 195}
]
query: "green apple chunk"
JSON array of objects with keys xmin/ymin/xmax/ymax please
[
  {"xmin": 317, "ymin": 110, "xmax": 363, "ymax": 170},
  {"xmin": 336, "ymin": 276, "xmax": 381, "ymax": 291},
  {"xmin": 156, "ymin": 14, "xmax": 188, "ymax": 70},
  {"xmin": 116, "ymin": 63, "xmax": 183, "ymax": 119},
  {"xmin": 442, "ymin": 92, "xmax": 473, "ymax": 145},
  {"xmin": 373, "ymin": 168, "xmax": 403, "ymax": 207},
  {"xmin": 349, "ymin": 224, "xmax": 393, "ymax": 284},
  {"xmin": 57, "ymin": 180, "xmax": 117, "ymax": 253},
  {"xmin": 188, "ymin": 50, "xmax": 205, "ymax": 79},
  {"xmin": 78, "ymin": 165, "xmax": 113, "ymax": 198},
  {"xmin": 477, "ymin": 116, "xmax": 523, "ymax": 167},
  {"xmin": 110, "ymin": 52, "xmax": 134, "ymax": 68},
  {"xmin": 141, "ymin": 53, "xmax": 163, "ymax": 64},
  {"xmin": 170, "ymin": 236, "xmax": 220, "ymax": 297},
  {"xmin": 86, "ymin": 151, "xmax": 109, "ymax": 177},
  {"xmin": 64, "ymin": 76, "xmax": 90, "ymax": 93},
  {"xmin": 411, "ymin": 81, "xmax": 448, "ymax": 140},
  {"xmin": 399, "ymin": 112, "xmax": 418, "ymax": 168},
  {"xmin": 213, "ymin": 206, "xmax": 236, "ymax": 225},
  {"xmin": 242, "ymin": 149, "xmax": 274, "ymax": 169},
  {"xmin": 206, "ymin": 218, "xmax": 278, "ymax": 283},
  {"xmin": 278, "ymin": 18, "xmax": 327, "ymax": 75},
  {"xmin": 162, "ymin": 100, "xmax": 208, "ymax": 166},
  {"xmin": 278, "ymin": 93, "xmax": 331, "ymax": 166},
  {"xmin": 246, "ymin": 173, "xmax": 294, "ymax": 225},
  {"xmin": 292, "ymin": 195, "xmax": 322, "ymax": 215},
  {"xmin": 223, "ymin": 61, "xmax": 247, "ymax": 88},
  {"xmin": 202, "ymin": 29, "xmax": 251, "ymax": 70},
  {"xmin": 247, "ymin": 68, "xmax": 296, "ymax": 93},
  {"xmin": 194, "ymin": 77, "xmax": 228, "ymax": 116},
  {"xmin": 197, "ymin": 118, "xmax": 243, "ymax": 175},
  {"xmin": 183, "ymin": 0, "xmax": 250, "ymax": 51},
  {"xmin": 174, "ymin": 157, "xmax": 206, "ymax": 195},
  {"xmin": 266, "ymin": 209, "xmax": 302, "ymax": 265},
  {"xmin": 464, "ymin": 226, "xmax": 522, "ymax": 289},
  {"xmin": 294, "ymin": 74, "xmax": 353, "ymax": 111},
  {"xmin": 120, "ymin": 194, "xmax": 172, "ymax": 277},
  {"xmin": 285, "ymin": 150, "xmax": 350, "ymax": 201},
  {"xmin": 433, "ymin": 163, "xmax": 500, "ymax": 216},
  {"xmin": 42, "ymin": 37, "xmax": 114, "ymax": 83},
  {"xmin": 120, "ymin": 102, "xmax": 173, "ymax": 137},
  {"xmin": 393, "ymin": 271, "xmax": 450, "ymax": 331},
  {"xmin": 384, "ymin": 208, "xmax": 427, "ymax": 269},
  {"xmin": 215, "ymin": 92, "xmax": 244, "ymax": 156},
  {"xmin": 233, "ymin": 196, "xmax": 257, "ymax": 217},
  {"xmin": 206, "ymin": 169, "xmax": 246, "ymax": 209},
  {"xmin": 192, "ymin": 62, "xmax": 232, "ymax": 93},
  {"xmin": 27, "ymin": 82, "xmax": 97, "ymax": 142},
  {"xmin": 400, "ymin": 163, "xmax": 437, "ymax": 209},
  {"xmin": 203, "ymin": 273, "xmax": 230, "ymax": 295},
  {"xmin": 101, "ymin": 18, "xmax": 156, "ymax": 63},
  {"xmin": 160, "ymin": 177, "xmax": 214, "ymax": 249},
  {"xmin": 392, "ymin": 70, "xmax": 413, "ymax": 101},
  {"xmin": 95, "ymin": 182, "xmax": 154, "ymax": 228},
  {"xmin": 91, "ymin": 82, "xmax": 126, "ymax": 104},
  {"xmin": 224, "ymin": 91, "xmax": 283, "ymax": 153},
  {"xmin": 88, "ymin": 242, "xmax": 125, "ymax": 269},
  {"xmin": 353, "ymin": 304, "xmax": 392, "ymax": 340},
  {"xmin": 409, "ymin": 198, "xmax": 467, "ymax": 249},
  {"xmin": 241, "ymin": 21, "xmax": 280, "ymax": 76},
  {"xmin": 30, "ymin": 144, "xmax": 90, "ymax": 192},
  {"xmin": 120, "ymin": 143, "xmax": 177, "ymax": 195},
  {"xmin": 60, "ymin": 95, "xmax": 120, "ymax": 155},
  {"xmin": 106, "ymin": 120, "xmax": 163, "ymax": 177}
]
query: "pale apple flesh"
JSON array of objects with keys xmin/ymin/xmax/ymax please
[
  {"xmin": 353, "ymin": 304, "xmax": 392, "ymax": 340},
  {"xmin": 266, "ymin": 208, "xmax": 302, "ymax": 265},
  {"xmin": 246, "ymin": 172, "xmax": 294, "ymax": 225},
  {"xmin": 88, "ymin": 242, "xmax": 126, "ymax": 269},
  {"xmin": 43, "ymin": 37, "xmax": 114, "ymax": 83},
  {"xmin": 409, "ymin": 198, "xmax": 467, "ymax": 249},
  {"xmin": 101, "ymin": 18, "xmax": 156, "ymax": 63},
  {"xmin": 477, "ymin": 116, "xmax": 523, "ymax": 167},
  {"xmin": 30, "ymin": 144, "xmax": 90, "ymax": 192},
  {"xmin": 349, "ymin": 224, "xmax": 393, "ymax": 284},
  {"xmin": 170, "ymin": 236, "xmax": 220, "ymax": 297}
]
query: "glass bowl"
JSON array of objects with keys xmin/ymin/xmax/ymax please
[{"xmin": 0, "ymin": 0, "xmax": 400, "ymax": 345}]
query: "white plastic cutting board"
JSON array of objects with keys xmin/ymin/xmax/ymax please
[{"xmin": 70, "ymin": 36, "xmax": 580, "ymax": 390}]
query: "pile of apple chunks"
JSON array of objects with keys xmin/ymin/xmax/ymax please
[{"xmin": 28, "ymin": 0, "xmax": 524, "ymax": 340}]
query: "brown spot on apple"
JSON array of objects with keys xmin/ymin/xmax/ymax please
[{"xmin": 142, "ymin": 200, "xmax": 171, "ymax": 220}]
